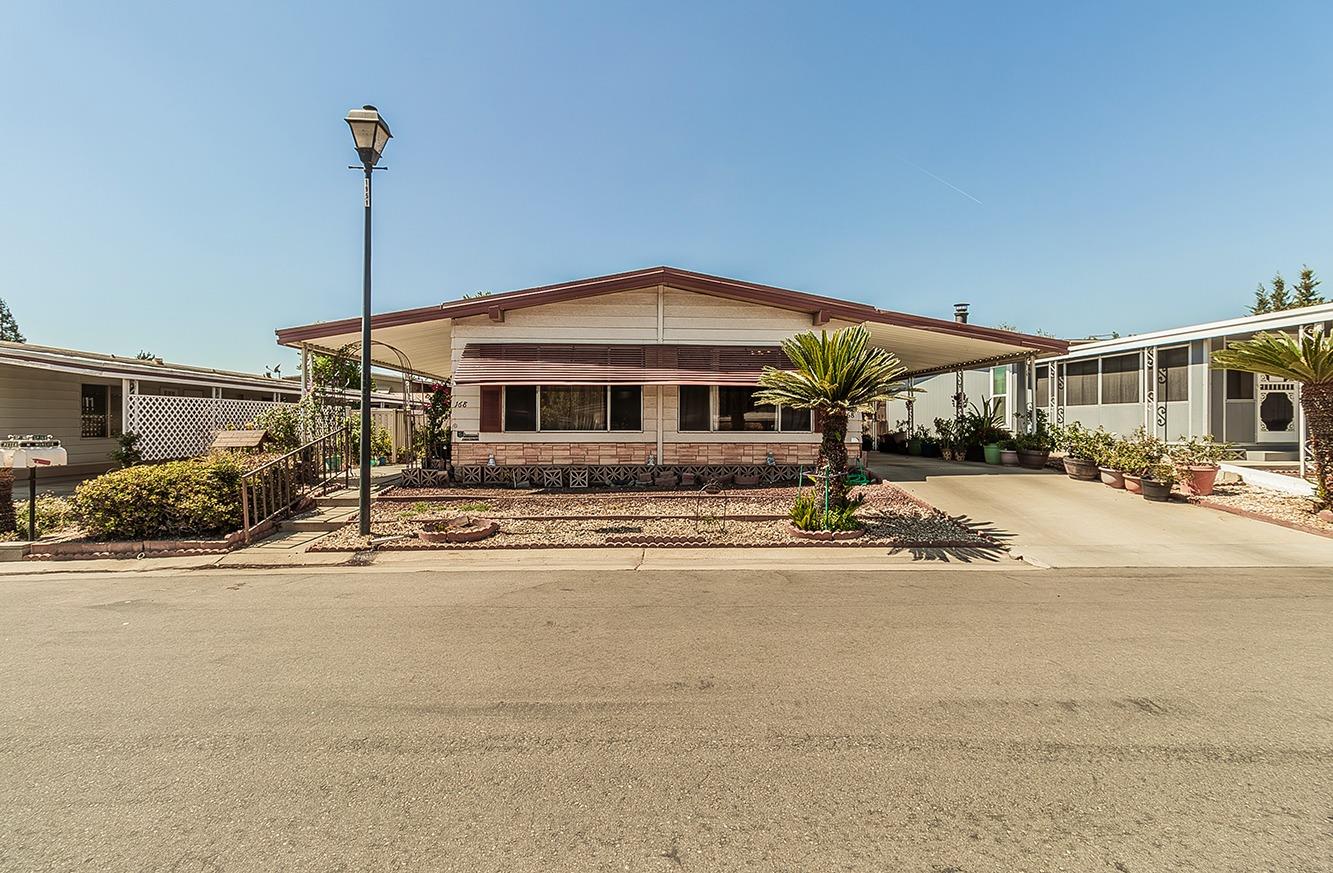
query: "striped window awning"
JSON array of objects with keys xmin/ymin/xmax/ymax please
[{"xmin": 453, "ymin": 343, "xmax": 793, "ymax": 385}]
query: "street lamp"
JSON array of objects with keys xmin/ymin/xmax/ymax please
[{"xmin": 345, "ymin": 105, "xmax": 392, "ymax": 535}]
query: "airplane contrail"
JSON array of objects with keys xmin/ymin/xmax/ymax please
[{"xmin": 900, "ymin": 158, "xmax": 984, "ymax": 205}]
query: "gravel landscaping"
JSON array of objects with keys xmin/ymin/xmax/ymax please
[
  {"xmin": 1192, "ymin": 483, "xmax": 1333, "ymax": 537},
  {"xmin": 312, "ymin": 483, "xmax": 994, "ymax": 551}
]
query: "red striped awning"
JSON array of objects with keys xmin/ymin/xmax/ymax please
[{"xmin": 454, "ymin": 343, "xmax": 793, "ymax": 385}]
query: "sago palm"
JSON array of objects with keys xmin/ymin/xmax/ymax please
[
  {"xmin": 755, "ymin": 325, "xmax": 911, "ymax": 507},
  {"xmin": 1211, "ymin": 326, "xmax": 1333, "ymax": 509}
]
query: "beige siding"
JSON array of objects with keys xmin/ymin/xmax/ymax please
[
  {"xmin": 0, "ymin": 364, "xmax": 119, "ymax": 466},
  {"xmin": 449, "ymin": 285, "xmax": 860, "ymax": 448}
]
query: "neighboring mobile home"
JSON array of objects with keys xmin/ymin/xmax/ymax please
[
  {"xmin": 887, "ymin": 301, "xmax": 1332, "ymax": 468},
  {"xmin": 0, "ymin": 342, "xmax": 305, "ymax": 477},
  {"xmin": 276, "ymin": 266, "xmax": 1067, "ymax": 481}
]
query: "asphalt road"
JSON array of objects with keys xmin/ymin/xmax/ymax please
[{"xmin": 1, "ymin": 565, "xmax": 1330, "ymax": 872}]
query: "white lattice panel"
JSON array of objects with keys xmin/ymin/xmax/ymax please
[{"xmin": 129, "ymin": 395, "xmax": 295, "ymax": 460}]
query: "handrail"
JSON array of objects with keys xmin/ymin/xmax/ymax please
[{"xmin": 239, "ymin": 424, "xmax": 352, "ymax": 543}]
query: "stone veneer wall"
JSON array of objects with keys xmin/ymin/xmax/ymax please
[{"xmin": 453, "ymin": 441, "xmax": 859, "ymax": 466}]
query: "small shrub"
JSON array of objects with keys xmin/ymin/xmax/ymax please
[
  {"xmin": 13, "ymin": 495, "xmax": 78, "ymax": 537},
  {"xmin": 790, "ymin": 492, "xmax": 864, "ymax": 532},
  {"xmin": 111, "ymin": 432, "xmax": 143, "ymax": 468},
  {"xmin": 71, "ymin": 455, "xmax": 246, "ymax": 540}
]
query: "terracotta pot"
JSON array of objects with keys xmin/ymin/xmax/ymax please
[
  {"xmin": 1141, "ymin": 479, "xmax": 1173, "ymax": 502},
  {"xmin": 1122, "ymin": 473, "xmax": 1143, "ymax": 494},
  {"xmin": 1017, "ymin": 449, "xmax": 1050, "ymax": 470},
  {"xmin": 1099, "ymin": 467, "xmax": 1125, "ymax": 489},
  {"xmin": 1182, "ymin": 464, "xmax": 1220, "ymax": 497},
  {"xmin": 1000, "ymin": 449, "xmax": 1020, "ymax": 466},
  {"xmin": 983, "ymin": 443, "xmax": 1003, "ymax": 465},
  {"xmin": 1063, "ymin": 457, "xmax": 1099, "ymax": 481}
]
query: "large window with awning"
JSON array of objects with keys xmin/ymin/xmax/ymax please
[
  {"xmin": 677, "ymin": 386, "xmax": 812, "ymax": 433},
  {"xmin": 500, "ymin": 385, "xmax": 642, "ymax": 432}
]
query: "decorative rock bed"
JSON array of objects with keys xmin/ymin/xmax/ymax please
[{"xmin": 310, "ymin": 483, "xmax": 997, "ymax": 552}]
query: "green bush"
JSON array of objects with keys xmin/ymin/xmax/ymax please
[
  {"xmin": 71, "ymin": 456, "xmax": 246, "ymax": 540},
  {"xmin": 790, "ymin": 492, "xmax": 865, "ymax": 532},
  {"xmin": 12, "ymin": 495, "xmax": 78, "ymax": 537}
]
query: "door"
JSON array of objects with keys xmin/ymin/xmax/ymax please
[{"xmin": 1255, "ymin": 374, "xmax": 1298, "ymax": 444}]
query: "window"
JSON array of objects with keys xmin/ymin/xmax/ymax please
[
  {"xmin": 609, "ymin": 387, "xmax": 642, "ymax": 431},
  {"xmin": 502, "ymin": 385, "xmax": 642, "ymax": 432},
  {"xmin": 1100, "ymin": 353, "xmax": 1140, "ymax": 404},
  {"xmin": 677, "ymin": 386, "xmax": 812, "ymax": 433},
  {"xmin": 1065, "ymin": 360, "xmax": 1099, "ymax": 406},
  {"xmin": 503, "ymin": 386, "xmax": 537, "ymax": 431},
  {"xmin": 1035, "ymin": 365, "xmax": 1050, "ymax": 408},
  {"xmin": 80, "ymin": 384, "xmax": 110, "ymax": 438},
  {"xmin": 1226, "ymin": 370, "xmax": 1254, "ymax": 400},
  {"xmin": 780, "ymin": 405, "xmax": 813, "ymax": 432},
  {"xmin": 990, "ymin": 367, "xmax": 1007, "ymax": 418},
  {"xmin": 1159, "ymin": 346, "xmax": 1189, "ymax": 402},
  {"xmin": 540, "ymin": 386, "xmax": 608, "ymax": 431},
  {"xmin": 678, "ymin": 386, "xmax": 711, "ymax": 432},
  {"xmin": 716, "ymin": 386, "xmax": 775, "ymax": 432}
]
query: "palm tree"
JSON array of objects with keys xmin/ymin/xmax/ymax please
[
  {"xmin": 1212, "ymin": 326, "xmax": 1333, "ymax": 509},
  {"xmin": 755, "ymin": 325, "xmax": 911, "ymax": 508}
]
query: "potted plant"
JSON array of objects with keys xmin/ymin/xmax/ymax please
[
  {"xmin": 1168, "ymin": 435, "xmax": 1230, "ymax": 496},
  {"xmin": 1141, "ymin": 462, "xmax": 1176, "ymax": 502},
  {"xmin": 1015, "ymin": 412, "xmax": 1055, "ymax": 469},
  {"xmin": 906, "ymin": 426, "xmax": 925, "ymax": 456},
  {"xmin": 966, "ymin": 400, "xmax": 1008, "ymax": 465},
  {"xmin": 999, "ymin": 437, "xmax": 1020, "ymax": 466},
  {"xmin": 1097, "ymin": 440, "xmax": 1127, "ymax": 489},
  {"xmin": 1116, "ymin": 428, "xmax": 1163, "ymax": 495},
  {"xmin": 1056, "ymin": 423, "xmax": 1113, "ymax": 481}
]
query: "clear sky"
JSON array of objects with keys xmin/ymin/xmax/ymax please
[{"xmin": 5, "ymin": 1, "xmax": 1331, "ymax": 373}]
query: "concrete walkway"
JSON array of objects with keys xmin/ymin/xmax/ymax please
[{"xmin": 866, "ymin": 452, "xmax": 1333, "ymax": 568}]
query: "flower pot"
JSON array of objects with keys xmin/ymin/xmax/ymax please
[
  {"xmin": 907, "ymin": 438, "xmax": 923, "ymax": 456},
  {"xmin": 982, "ymin": 443, "xmax": 1002, "ymax": 465},
  {"xmin": 1123, "ymin": 473, "xmax": 1143, "ymax": 494},
  {"xmin": 1141, "ymin": 478, "xmax": 1173, "ymax": 502},
  {"xmin": 1017, "ymin": 449, "xmax": 1050, "ymax": 470},
  {"xmin": 1063, "ymin": 457, "xmax": 1099, "ymax": 480},
  {"xmin": 1099, "ymin": 467, "xmax": 1125, "ymax": 489},
  {"xmin": 1182, "ymin": 464, "xmax": 1220, "ymax": 497},
  {"xmin": 999, "ymin": 449, "xmax": 1020, "ymax": 466}
]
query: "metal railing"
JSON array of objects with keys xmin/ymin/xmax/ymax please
[{"xmin": 239, "ymin": 424, "xmax": 351, "ymax": 543}]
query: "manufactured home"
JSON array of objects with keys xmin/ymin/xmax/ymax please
[{"xmin": 276, "ymin": 266, "xmax": 1067, "ymax": 483}]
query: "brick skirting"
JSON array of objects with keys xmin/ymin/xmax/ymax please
[{"xmin": 452, "ymin": 441, "xmax": 858, "ymax": 466}]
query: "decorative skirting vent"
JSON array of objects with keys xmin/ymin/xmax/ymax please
[{"xmin": 407, "ymin": 463, "xmax": 805, "ymax": 489}]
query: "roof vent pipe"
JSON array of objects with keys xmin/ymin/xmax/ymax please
[{"xmin": 953, "ymin": 303, "xmax": 970, "ymax": 324}]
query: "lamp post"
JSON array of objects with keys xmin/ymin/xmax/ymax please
[{"xmin": 345, "ymin": 105, "xmax": 392, "ymax": 535}]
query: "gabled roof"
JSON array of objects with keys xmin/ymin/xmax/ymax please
[{"xmin": 275, "ymin": 266, "xmax": 1066, "ymax": 378}]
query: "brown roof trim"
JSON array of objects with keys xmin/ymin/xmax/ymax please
[{"xmin": 275, "ymin": 266, "xmax": 1068, "ymax": 354}]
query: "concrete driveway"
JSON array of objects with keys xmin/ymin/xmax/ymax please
[{"xmin": 866, "ymin": 452, "xmax": 1333, "ymax": 568}]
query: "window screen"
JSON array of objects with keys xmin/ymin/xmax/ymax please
[
  {"xmin": 503, "ymin": 386, "xmax": 537, "ymax": 431},
  {"xmin": 678, "ymin": 386, "xmax": 711, "ymax": 432},
  {"xmin": 1226, "ymin": 370, "xmax": 1254, "ymax": 400},
  {"xmin": 715, "ymin": 387, "xmax": 775, "ymax": 432},
  {"xmin": 80, "ymin": 384, "xmax": 109, "ymax": 438},
  {"xmin": 1035, "ymin": 366, "xmax": 1050, "ymax": 408},
  {"xmin": 1065, "ymin": 360, "xmax": 1099, "ymax": 406},
  {"xmin": 1159, "ymin": 347, "xmax": 1189, "ymax": 402},
  {"xmin": 1100, "ymin": 354, "xmax": 1140, "ymax": 404},
  {"xmin": 609, "ymin": 386, "xmax": 642, "ymax": 431}
]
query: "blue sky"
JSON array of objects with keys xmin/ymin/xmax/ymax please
[{"xmin": 5, "ymin": 1, "xmax": 1331, "ymax": 372}]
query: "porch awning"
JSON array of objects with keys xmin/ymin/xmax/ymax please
[{"xmin": 454, "ymin": 343, "xmax": 793, "ymax": 385}]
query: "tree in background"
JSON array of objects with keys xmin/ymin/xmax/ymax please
[
  {"xmin": 1251, "ymin": 267, "xmax": 1325, "ymax": 314},
  {"xmin": 0, "ymin": 298, "xmax": 24, "ymax": 342}
]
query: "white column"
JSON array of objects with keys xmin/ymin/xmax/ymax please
[
  {"xmin": 300, "ymin": 343, "xmax": 310, "ymax": 394},
  {"xmin": 120, "ymin": 379, "xmax": 130, "ymax": 436}
]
